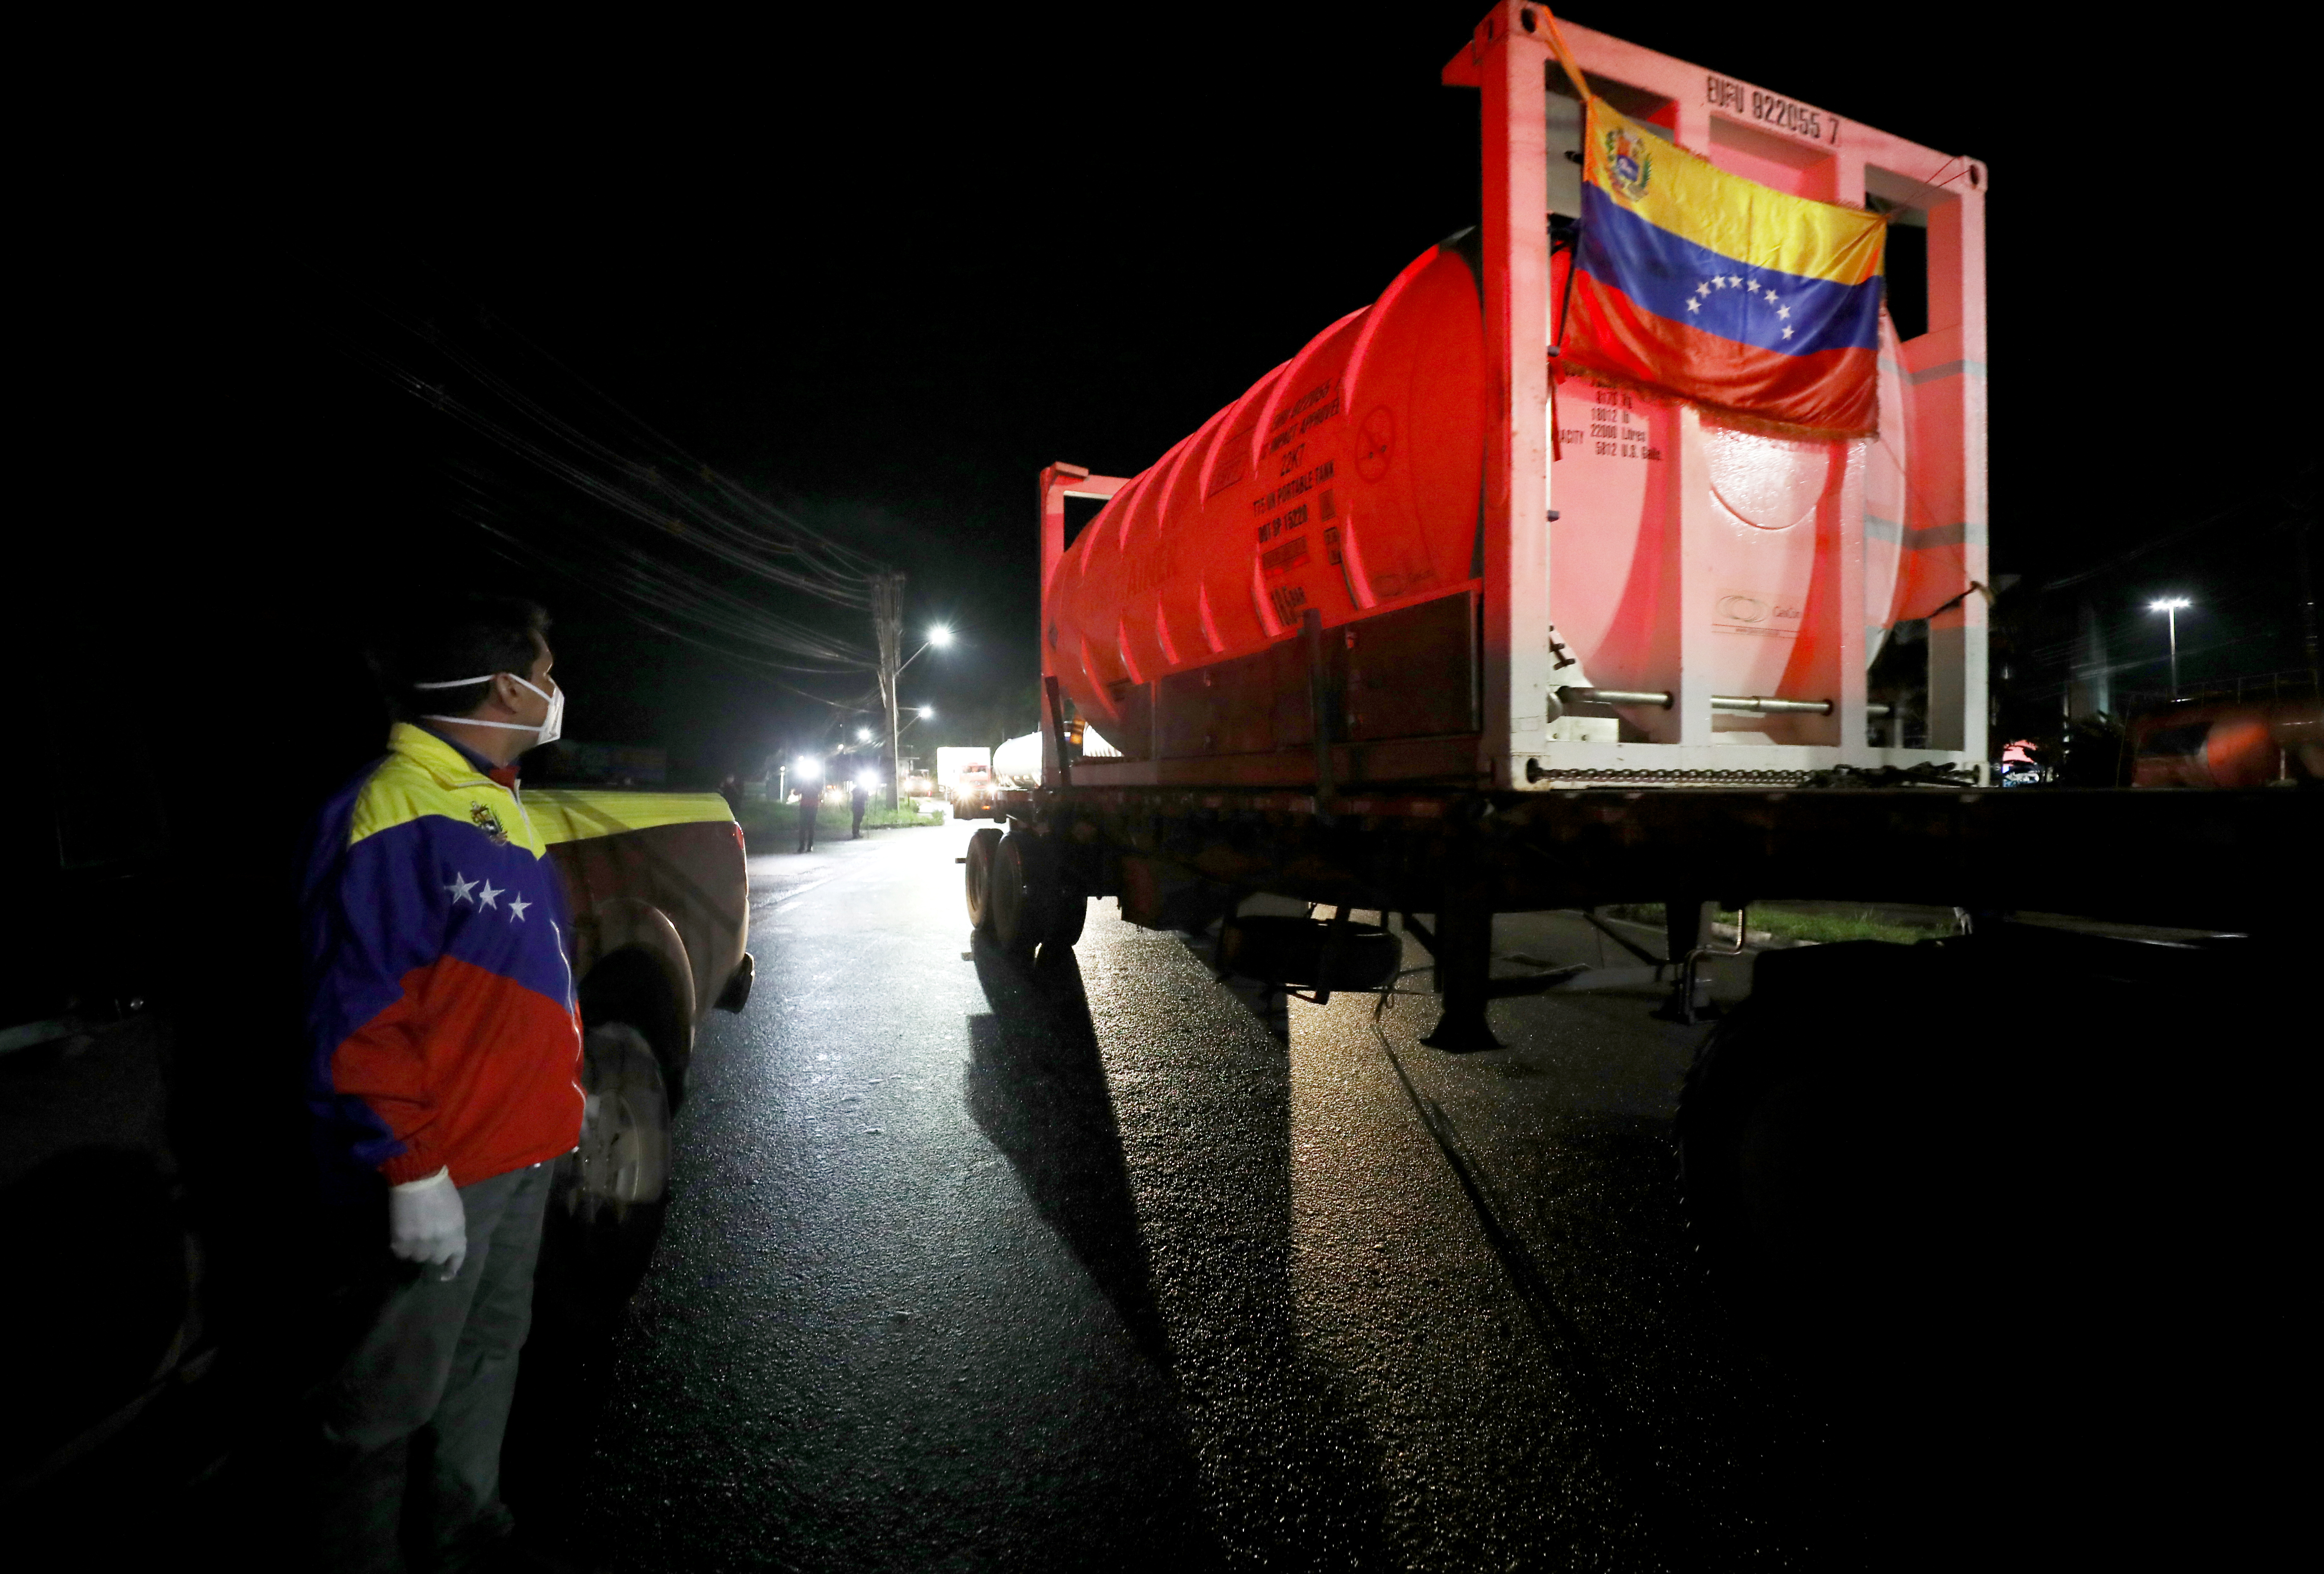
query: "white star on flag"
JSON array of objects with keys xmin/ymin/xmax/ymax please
[
  {"xmin": 1686, "ymin": 296, "xmax": 1700, "ymax": 311},
  {"xmin": 507, "ymin": 892, "xmax": 531, "ymax": 922},
  {"xmin": 477, "ymin": 880, "xmax": 502, "ymax": 910},
  {"xmin": 1727, "ymin": 274, "xmax": 1742, "ymax": 288},
  {"xmin": 1764, "ymin": 293, "xmax": 1781, "ymax": 308},
  {"xmin": 1777, "ymin": 305, "xmax": 1790, "ymax": 319},
  {"xmin": 1712, "ymin": 276, "xmax": 1728, "ymax": 289},
  {"xmin": 446, "ymin": 872, "xmax": 477, "ymax": 905},
  {"xmin": 1782, "ymin": 325, "xmax": 1794, "ymax": 339}
]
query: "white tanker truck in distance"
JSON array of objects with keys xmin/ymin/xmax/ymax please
[{"xmin": 954, "ymin": 1, "xmax": 2318, "ymax": 1382}]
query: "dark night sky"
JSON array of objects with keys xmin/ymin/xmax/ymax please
[{"xmin": 35, "ymin": 3, "xmax": 2310, "ymax": 790}]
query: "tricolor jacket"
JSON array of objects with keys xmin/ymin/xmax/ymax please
[{"xmin": 304, "ymin": 723, "xmax": 584, "ymax": 1188}]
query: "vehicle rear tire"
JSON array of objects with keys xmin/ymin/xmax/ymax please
[
  {"xmin": 964, "ymin": 826, "xmax": 1004, "ymax": 934},
  {"xmin": 989, "ymin": 832, "xmax": 1058, "ymax": 960},
  {"xmin": 1047, "ymin": 884, "xmax": 1088, "ymax": 949},
  {"xmin": 542, "ymin": 1023, "xmax": 671, "ymax": 1314}
]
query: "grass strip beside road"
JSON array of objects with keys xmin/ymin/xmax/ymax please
[{"xmin": 1601, "ymin": 902, "xmax": 1951, "ymax": 948}]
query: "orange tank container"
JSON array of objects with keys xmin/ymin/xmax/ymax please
[
  {"xmin": 1044, "ymin": 234, "xmax": 1929, "ymax": 748},
  {"xmin": 1042, "ymin": 2, "xmax": 1990, "ymax": 787},
  {"xmin": 1045, "ymin": 242, "xmax": 1486, "ymax": 727}
]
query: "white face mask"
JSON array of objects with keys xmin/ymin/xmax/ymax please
[{"xmin": 413, "ymin": 672, "xmax": 564, "ymax": 747}]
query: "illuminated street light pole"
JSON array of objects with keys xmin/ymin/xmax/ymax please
[
  {"xmin": 871, "ymin": 574, "xmax": 904, "ymax": 811},
  {"xmin": 880, "ymin": 623, "xmax": 952, "ymax": 810},
  {"xmin": 2148, "ymin": 597, "xmax": 2191, "ymax": 702},
  {"xmin": 898, "ymin": 624, "xmax": 954, "ymax": 679}
]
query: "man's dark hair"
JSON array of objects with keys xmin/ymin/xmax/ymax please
[{"xmin": 377, "ymin": 594, "xmax": 551, "ymax": 720}]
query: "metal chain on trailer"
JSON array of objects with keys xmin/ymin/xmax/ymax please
[{"xmin": 1525, "ymin": 767, "xmax": 1819, "ymax": 785}]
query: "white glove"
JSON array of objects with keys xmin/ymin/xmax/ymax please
[{"xmin": 388, "ymin": 1168, "xmax": 467, "ymax": 1281}]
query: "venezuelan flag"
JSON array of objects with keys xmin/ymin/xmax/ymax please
[{"xmin": 1563, "ymin": 98, "xmax": 1888, "ymax": 437}]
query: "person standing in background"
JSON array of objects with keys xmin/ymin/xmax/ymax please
[
  {"xmin": 850, "ymin": 777, "xmax": 869, "ymax": 839},
  {"xmin": 796, "ymin": 776, "xmax": 823, "ymax": 853}
]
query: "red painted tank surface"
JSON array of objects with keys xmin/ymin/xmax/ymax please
[
  {"xmin": 1045, "ymin": 243, "xmax": 1486, "ymax": 730},
  {"xmin": 1044, "ymin": 8, "xmax": 1990, "ymax": 778},
  {"xmin": 1048, "ymin": 239, "xmax": 1928, "ymax": 743}
]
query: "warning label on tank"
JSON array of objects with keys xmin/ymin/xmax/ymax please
[
  {"xmin": 1260, "ymin": 535, "xmax": 1310, "ymax": 576},
  {"xmin": 1265, "ymin": 380, "xmax": 1343, "ymax": 457},
  {"xmin": 1712, "ymin": 588, "xmax": 1804, "ymax": 637},
  {"xmin": 1356, "ymin": 408, "xmax": 1393, "ymax": 482},
  {"xmin": 1251, "ymin": 460, "xmax": 1334, "ymax": 515},
  {"xmin": 1207, "ymin": 424, "xmax": 1256, "ymax": 497},
  {"xmin": 1256, "ymin": 502, "xmax": 1309, "ymax": 546}
]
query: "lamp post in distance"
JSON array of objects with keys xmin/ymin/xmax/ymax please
[
  {"xmin": 2148, "ymin": 596, "xmax": 2191, "ymax": 701},
  {"xmin": 880, "ymin": 626, "xmax": 954, "ymax": 811}
]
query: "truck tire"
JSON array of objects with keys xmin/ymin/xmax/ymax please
[
  {"xmin": 1047, "ymin": 885, "xmax": 1089, "ymax": 949},
  {"xmin": 989, "ymin": 831, "xmax": 1059, "ymax": 960},
  {"xmin": 964, "ymin": 826, "xmax": 1004, "ymax": 933},
  {"xmin": 543, "ymin": 1023, "xmax": 671, "ymax": 1313}
]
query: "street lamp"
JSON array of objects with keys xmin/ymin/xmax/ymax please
[
  {"xmin": 856, "ymin": 727, "xmax": 873, "ymax": 743},
  {"xmin": 897, "ymin": 627, "xmax": 954, "ymax": 677},
  {"xmin": 2148, "ymin": 596, "xmax": 2191, "ymax": 701},
  {"xmin": 883, "ymin": 627, "xmax": 955, "ymax": 813}
]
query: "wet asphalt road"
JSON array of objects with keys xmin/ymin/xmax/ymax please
[{"xmin": 505, "ymin": 819, "xmax": 1848, "ymax": 1571}]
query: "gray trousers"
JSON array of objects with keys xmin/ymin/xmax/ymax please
[{"xmin": 317, "ymin": 1161, "xmax": 555, "ymax": 1573}]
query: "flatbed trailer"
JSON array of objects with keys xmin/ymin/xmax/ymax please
[
  {"xmin": 965, "ymin": 776, "xmax": 2312, "ymax": 1042},
  {"xmin": 957, "ymin": 4, "xmax": 2316, "ymax": 1046}
]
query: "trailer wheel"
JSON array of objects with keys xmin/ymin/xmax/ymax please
[
  {"xmin": 1046, "ymin": 875, "xmax": 1089, "ymax": 949},
  {"xmin": 964, "ymin": 827, "xmax": 1004, "ymax": 933},
  {"xmin": 989, "ymin": 831, "xmax": 1059, "ymax": 959},
  {"xmin": 541, "ymin": 1023, "xmax": 671, "ymax": 1314}
]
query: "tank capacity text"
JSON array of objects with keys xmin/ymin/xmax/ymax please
[
  {"xmin": 1705, "ymin": 76, "xmax": 1838, "ymax": 145},
  {"xmin": 1586, "ymin": 388, "xmax": 1662, "ymax": 462}
]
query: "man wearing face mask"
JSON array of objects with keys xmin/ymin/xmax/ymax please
[{"xmin": 303, "ymin": 594, "xmax": 583, "ymax": 1572}]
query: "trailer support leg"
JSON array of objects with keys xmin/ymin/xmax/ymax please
[
  {"xmin": 1654, "ymin": 898, "xmax": 1710, "ymax": 1023},
  {"xmin": 1421, "ymin": 900, "xmax": 1500, "ymax": 1052}
]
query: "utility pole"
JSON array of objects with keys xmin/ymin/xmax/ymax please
[
  {"xmin": 872, "ymin": 571, "xmax": 905, "ymax": 810},
  {"xmin": 2294, "ymin": 512, "xmax": 2321, "ymax": 699}
]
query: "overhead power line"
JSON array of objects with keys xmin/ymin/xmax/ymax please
[{"xmin": 331, "ymin": 280, "xmax": 901, "ymax": 687}]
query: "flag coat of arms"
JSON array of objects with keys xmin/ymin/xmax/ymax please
[{"xmin": 1562, "ymin": 98, "xmax": 1889, "ymax": 437}]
